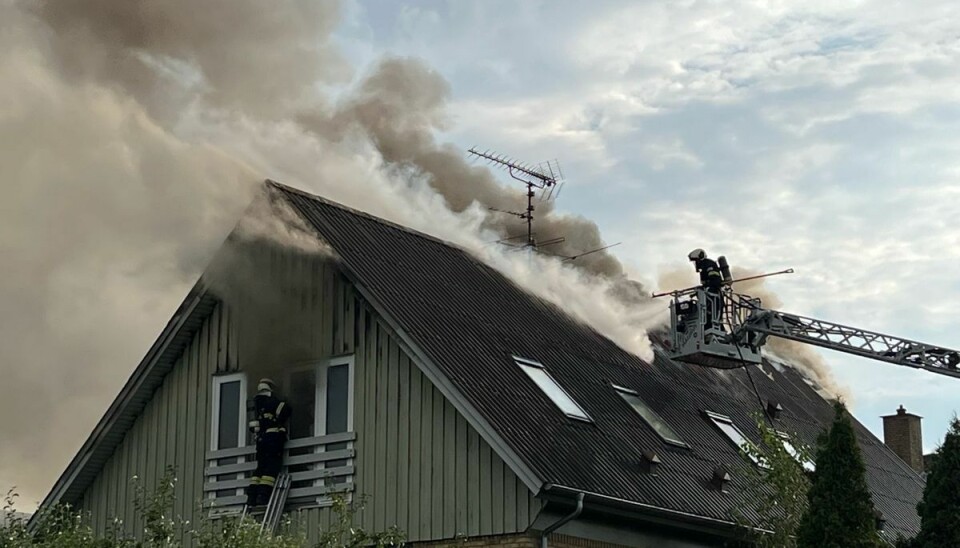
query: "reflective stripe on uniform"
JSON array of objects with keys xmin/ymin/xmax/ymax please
[
  {"xmin": 265, "ymin": 427, "xmax": 286, "ymax": 433},
  {"xmin": 260, "ymin": 476, "xmax": 276, "ymax": 486},
  {"xmin": 275, "ymin": 402, "xmax": 285, "ymax": 416}
]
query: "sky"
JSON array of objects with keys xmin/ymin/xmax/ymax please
[
  {"xmin": 2, "ymin": 0, "xmax": 958, "ymax": 511},
  {"xmin": 334, "ymin": 0, "xmax": 960, "ymax": 450}
]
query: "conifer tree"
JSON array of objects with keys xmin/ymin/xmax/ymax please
[
  {"xmin": 797, "ymin": 402, "xmax": 880, "ymax": 548},
  {"xmin": 911, "ymin": 417, "xmax": 960, "ymax": 548}
]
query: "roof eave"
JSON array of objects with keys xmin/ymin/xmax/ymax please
[{"xmin": 541, "ymin": 483, "xmax": 764, "ymax": 541}]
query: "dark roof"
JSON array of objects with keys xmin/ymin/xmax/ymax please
[{"xmin": 276, "ymin": 181, "xmax": 925, "ymax": 540}]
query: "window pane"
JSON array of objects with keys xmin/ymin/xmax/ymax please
[
  {"xmin": 326, "ymin": 364, "xmax": 349, "ymax": 435},
  {"xmin": 287, "ymin": 369, "xmax": 316, "ymax": 439},
  {"xmin": 707, "ymin": 412, "xmax": 761, "ymax": 465},
  {"xmin": 324, "ymin": 364, "xmax": 350, "ymax": 486},
  {"xmin": 616, "ymin": 389, "xmax": 685, "ymax": 446},
  {"xmin": 517, "ymin": 362, "xmax": 590, "ymax": 420},
  {"xmin": 217, "ymin": 381, "xmax": 241, "ymax": 450}
]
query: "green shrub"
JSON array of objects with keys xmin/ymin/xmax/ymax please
[{"xmin": 2, "ymin": 471, "xmax": 403, "ymax": 548}]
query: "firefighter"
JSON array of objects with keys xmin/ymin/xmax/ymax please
[
  {"xmin": 688, "ymin": 248, "xmax": 724, "ymax": 329},
  {"xmin": 246, "ymin": 378, "xmax": 292, "ymax": 507}
]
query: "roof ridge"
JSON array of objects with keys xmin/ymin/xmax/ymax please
[{"xmin": 265, "ymin": 179, "xmax": 464, "ymax": 250}]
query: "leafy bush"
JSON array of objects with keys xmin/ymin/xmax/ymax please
[
  {"xmin": 735, "ymin": 413, "xmax": 813, "ymax": 548},
  {"xmin": 1, "ymin": 470, "xmax": 402, "ymax": 548}
]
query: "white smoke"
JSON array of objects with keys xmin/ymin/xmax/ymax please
[{"xmin": 0, "ymin": 0, "xmax": 655, "ymax": 508}]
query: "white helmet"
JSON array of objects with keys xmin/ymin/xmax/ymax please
[
  {"xmin": 257, "ymin": 378, "xmax": 276, "ymax": 393},
  {"xmin": 688, "ymin": 248, "xmax": 706, "ymax": 261}
]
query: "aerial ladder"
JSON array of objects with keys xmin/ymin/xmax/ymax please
[{"xmin": 657, "ymin": 259, "xmax": 960, "ymax": 379}]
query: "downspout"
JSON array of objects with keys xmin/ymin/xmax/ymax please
[{"xmin": 540, "ymin": 492, "xmax": 584, "ymax": 548}]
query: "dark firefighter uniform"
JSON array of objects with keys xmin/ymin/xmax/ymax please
[
  {"xmin": 247, "ymin": 381, "xmax": 292, "ymax": 507},
  {"xmin": 689, "ymin": 249, "xmax": 724, "ymax": 329}
]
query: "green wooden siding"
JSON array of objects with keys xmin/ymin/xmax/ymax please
[
  {"xmin": 76, "ymin": 245, "xmax": 542, "ymax": 544},
  {"xmin": 347, "ymin": 301, "xmax": 543, "ymax": 543}
]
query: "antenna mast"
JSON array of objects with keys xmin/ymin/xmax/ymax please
[{"xmin": 468, "ymin": 147, "xmax": 563, "ymax": 248}]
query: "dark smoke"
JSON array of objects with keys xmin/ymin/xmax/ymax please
[
  {"xmin": 1, "ymin": 0, "xmax": 652, "ymax": 509},
  {"xmin": 300, "ymin": 57, "xmax": 648, "ymax": 302}
]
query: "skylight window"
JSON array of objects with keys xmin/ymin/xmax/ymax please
[
  {"xmin": 613, "ymin": 385, "xmax": 687, "ymax": 447},
  {"xmin": 705, "ymin": 411, "xmax": 762, "ymax": 465},
  {"xmin": 514, "ymin": 357, "xmax": 591, "ymax": 422}
]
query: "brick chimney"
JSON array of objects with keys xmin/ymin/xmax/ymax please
[{"xmin": 882, "ymin": 405, "xmax": 924, "ymax": 473}]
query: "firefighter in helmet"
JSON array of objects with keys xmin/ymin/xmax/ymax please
[
  {"xmin": 688, "ymin": 248, "xmax": 724, "ymax": 329},
  {"xmin": 247, "ymin": 378, "xmax": 292, "ymax": 507}
]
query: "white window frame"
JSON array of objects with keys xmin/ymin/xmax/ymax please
[
  {"xmin": 315, "ymin": 355, "xmax": 355, "ymax": 438},
  {"xmin": 210, "ymin": 373, "xmax": 247, "ymax": 499},
  {"xmin": 612, "ymin": 384, "xmax": 688, "ymax": 448},
  {"xmin": 704, "ymin": 410, "xmax": 763, "ymax": 466},
  {"xmin": 282, "ymin": 355, "xmax": 355, "ymax": 496},
  {"xmin": 210, "ymin": 373, "xmax": 248, "ymax": 451},
  {"xmin": 514, "ymin": 356, "xmax": 592, "ymax": 422}
]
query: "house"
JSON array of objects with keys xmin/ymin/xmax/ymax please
[{"xmin": 33, "ymin": 181, "xmax": 926, "ymax": 546}]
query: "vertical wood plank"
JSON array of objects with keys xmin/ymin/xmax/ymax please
[
  {"xmin": 504, "ymin": 469, "xmax": 518, "ymax": 533},
  {"xmin": 373, "ymin": 322, "xmax": 387, "ymax": 531},
  {"xmin": 103, "ymin": 452, "xmax": 116, "ymax": 532},
  {"xmin": 419, "ymin": 375, "xmax": 433, "ymax": 536},
  {"xmin": 183, "ymin": 334, "xmax": 200, "ymax": 523},
  {"xmin": 136, "ymin": 408, "xmax": 149, "ymax": 538},
  {"xmin": 131, "ymin": 426, "xmax": 142, "ymax": 537},
  {"xmin": 322, "ymin": 263, "xmax": 333, "ymax": 356},
  {"xmin": 126, "ymin": 426, "xmax": 138, "ymax": 535},
  {"xmin": 344, "ymin": 287, "xmax": 355, "ymax": 354},
  {"xmin": 228, "ymin": 301, "xmax": 239, "ymax": 372},
  {"xmin": 385, "ymin": 338, "xmax": 399, "ymax": 528},
  {"xmin": 479, "ymin": 441, "xmax": 492, "ymax": 533},
  {"xmin": 153, "ymin": 379, "xmax": 168, "ymax": 507},
  {"xmin": 308, "ymin": 507, "xmax": 318, "ymax": 544},
  {"xmin": 115, "ymin": 434, "xmax": 128, "ymax": 534},
  {"xmin": 516, "ymin": 476, "xmax": 529, "ymax": 528},
  {"xmin": 361, "ymin": 309, "xmax": 377, "ymax": 532},
  {"xmin": 352, "ymin": 304, "xmax": 366, "ymax": 494},
  {"xmin": 164, "ymin": 363, "xmax": 177, "ymax": 490},
  {"xmin": 443, "ymin": 400, "xmax": 455, "ymax": 537},
  {"xmin": 467, "ymin": 428, "xmax": 480, "ymax": 536},
  {"xmin": 491, "ymin": 450, "xmax": 504, "ymax": 534},
  {"xmin": 430, "ymin": 386, "xmax": 444, "ymax": 539},
  {"xmin": 180, "ymin": 339, "xmax": 196, "ymax": 524},
  {"xmin": 334, "ymin": 275, "xmax": 344, "ymax": 353},
  {"xmin": 91, "ymin": 472, "xmax": 103, "ymax": 535},
  {"xmin": 198, "ymin": 312, "xmax": 214, "ymax": 512},
  {"xmin": 407, "ymin": 363, "xmax": 422, "ymax": 540},
  {"xmin": 455, "ymin": 412, "xmax": 468, "ymax": 534},
  {"xmin": 396, "ymin": 352, "xmax": 410, "ymax": 532},
  {"xmin": 216, "ymin": 305, "xmax": 227, "ymax": 373}
]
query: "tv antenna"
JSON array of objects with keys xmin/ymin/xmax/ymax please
[
  {"xmin": 468, "ymin": 147, "xmax": 565, "ymax": 248},
  {"xmin": 468, "ymin": 146, "xmax": 622, "ymax": 262}
]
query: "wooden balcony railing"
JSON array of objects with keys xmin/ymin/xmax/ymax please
[{"xmin": 202, "ymin": 431, "xmax": 355, "ymax": 514}]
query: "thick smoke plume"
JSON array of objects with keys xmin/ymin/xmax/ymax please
[{"xmin": 1, "ymin": 0, "xmax": 655, "ymax": 508}]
